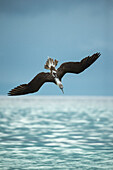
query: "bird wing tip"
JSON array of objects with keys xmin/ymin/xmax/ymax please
[{"xmin": 96, "ymin": 52, "xmax": 101, "ymax": 57}]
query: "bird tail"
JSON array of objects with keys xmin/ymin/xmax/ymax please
[{"xmin": 44, "ymin": 57, "xmax": 58, "ymax": 70}]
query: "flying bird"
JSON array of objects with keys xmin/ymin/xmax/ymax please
[{"xmin": 8, "ymin": 52, "xmax": 100, "ymax": 96}]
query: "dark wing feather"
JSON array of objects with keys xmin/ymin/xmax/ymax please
[
  {"xmin": 57, "ymin": 52, "xmax": 101, "ymax": 80},
  {"xmin": 8, "ymin": 72, "xmax": 55, "ymax": 96}
]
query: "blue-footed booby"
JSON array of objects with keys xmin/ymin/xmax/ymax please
[{"xmin": 8, "ymin": 52, "xmax": 100, "ymax": 96}]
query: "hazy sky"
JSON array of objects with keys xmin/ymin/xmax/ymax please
[{"xmin": 0, "ymin": 0, "xmax": 113, "ymax": 96}]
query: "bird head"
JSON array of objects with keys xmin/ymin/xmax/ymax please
[{"xmin": 59, "ymin": 83, "xmax": 64, "ymax": 94}]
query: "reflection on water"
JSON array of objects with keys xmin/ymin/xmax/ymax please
[{"xmin": 0, "ymin": 96, "xmax": 113, "ymax": 169}]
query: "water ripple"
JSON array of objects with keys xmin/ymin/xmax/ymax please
[{"xmin": 0, "ymin": 96, "xmax": 113, "ymax": 169}]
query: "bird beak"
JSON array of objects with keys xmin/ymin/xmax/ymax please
[{"xmin": 61, "ymin": 88, "xmax": 64, "ymax": 94}]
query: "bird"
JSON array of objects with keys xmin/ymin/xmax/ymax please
[{"xmin": 8, "ymin": 52, "xmax": 101, "ymax": 96}]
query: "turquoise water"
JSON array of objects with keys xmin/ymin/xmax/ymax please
[{"xmin": 0, "ymin": 96, "xmax": 113, "ymax": 170}]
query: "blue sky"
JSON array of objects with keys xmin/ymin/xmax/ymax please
[{"xmin": 0, "ymin": 0, "xmax": 113, "ymax": 96}]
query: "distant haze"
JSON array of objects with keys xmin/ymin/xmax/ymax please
[{"xmin": 0, "ymin": 0, "xmax": 113, "ymax": 96}]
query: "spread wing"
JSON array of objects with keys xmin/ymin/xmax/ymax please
[
  {"xmin": 8, "ymin": 72, "xmax": 55, "ymax": 96},
  {"xmin": 57, "ymin": 52, "xmax": 101, "ymax": 80}
]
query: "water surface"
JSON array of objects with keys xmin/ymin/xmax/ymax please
[{"xmin": 0, "ymin": 96, "xmax": 113, "ymax": 169}]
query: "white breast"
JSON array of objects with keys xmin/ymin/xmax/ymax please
[{"xmin": 55, "ymin": 78, "xmax": 62, "ymax": 86}]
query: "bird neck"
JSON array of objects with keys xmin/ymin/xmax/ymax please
[
  {"xmin": 54, "ymin": 77, "xmax": 62, "ymax": 86},
  {"xmin": 51, "ymin": 70, "xmax": 62, "ymax": 86}
]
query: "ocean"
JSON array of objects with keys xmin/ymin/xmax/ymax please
[{"xmin": 0, "ymin": 96, "xmax": 113, "ymax": 170}]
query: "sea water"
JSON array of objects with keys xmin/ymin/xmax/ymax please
[{"xmin": 0, "ymin": 96, "xmax": 113, "ymax": 170}]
